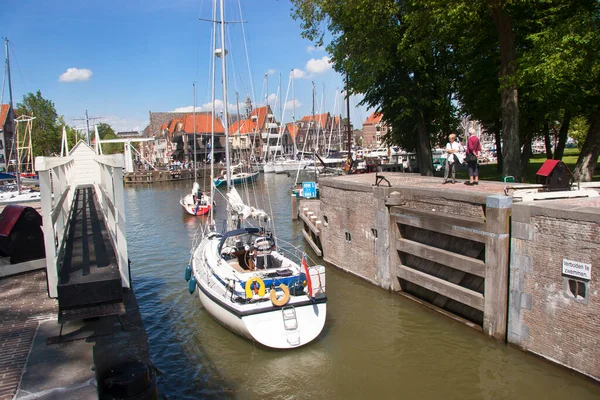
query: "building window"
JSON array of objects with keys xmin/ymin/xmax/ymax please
[
  {"xmin": 568, "ymin": 279, "xmax": 586, "ymax": 298},
  {"xmin": 345, "ymin": 231, "xmax": 352, "ymax": 243},
  {"xmin": 0, "ymin": 154, "xmax": 5, "ymax": 164},
  {"xmin": 0, "ymin": 139, "xmax": 3, "ymax": 149},
  {"xmin": 564, "ymin": 277, "xmax": 588, "ymax": 304}
]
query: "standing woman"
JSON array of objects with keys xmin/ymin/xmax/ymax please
[
  {"xmin": 465, "ymin": 131, "xmax": 482, "ymax": 185},
  {"xmin": 442, "ymin": 133, "xmax": 463, "ymax": 184}
]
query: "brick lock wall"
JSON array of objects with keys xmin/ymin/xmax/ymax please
[
  {"xmin": 320, "ymin": 185, "xmax": 381, "ymax": 284},
  {"xmin": 509, "ymin": 203, "xmax": 600, "ymax": 380}
]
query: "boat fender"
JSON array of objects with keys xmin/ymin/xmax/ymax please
[
  {"xmin": 185, "ymin": 265, "xmax": 192, "ymax": 282},
  {"xmin": 244, "ymin": 277, "xmax": 265, "ymax": 299},
  {"xmin": 270, "ymin": 284, "xmax": 290, "ymax": 307},
  {"xmin": 188, "ymin": 276, "xmax": 197, "ymax": 294}
]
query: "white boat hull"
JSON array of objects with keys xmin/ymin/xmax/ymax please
[
  {"xmin": 263, "ymin": 163, "xmax": 276, "ymax": 174},
  {"xmin": 197, "ymin": 283, "xmax": 326, "ymax": 349},
  {"xmin": 191, "ymin": 231, "xmax": 327, "ymax": 349}
]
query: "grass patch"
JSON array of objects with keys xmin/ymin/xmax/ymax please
[{"xmin": 453, "ymin": 149, "xmax": 600, "ymax": 182}]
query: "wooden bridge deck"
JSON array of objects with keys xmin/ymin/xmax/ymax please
[{"xmin": 57, "ymin": 185, "xmax": 123, "ymax": 322}]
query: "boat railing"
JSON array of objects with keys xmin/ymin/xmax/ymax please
[
  {"xmin": 274, "ymin": 237, "xmax": 320, "ymax": 266},
  {"xmin": 35, "ymin": 155, "xmax": 76, "ymax": 297}
]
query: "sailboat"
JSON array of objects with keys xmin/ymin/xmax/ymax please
[
  {"xmin": 186, "ymin": 1, "xmax": 327, "ymax": 349},
  {"xmin": 180, "ymin": 84, "xmax": 212, "ymax": 216}
]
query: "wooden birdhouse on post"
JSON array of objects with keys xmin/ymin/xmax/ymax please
[{"xmin": 536, "ymin": 160, "xmax": 573, "ymax": 191}]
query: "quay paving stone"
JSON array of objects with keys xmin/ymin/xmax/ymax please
[
  {"xmin": 0, "ymin": 270, "xmax": 57, "ymax": 400},
  {"xmin": 329, "ymin": 172, "xmax": 511, "ymax": 193}
]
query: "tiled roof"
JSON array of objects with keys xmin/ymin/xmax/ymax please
[
  {"xmin": 0, "ymin": 104, "xmax": 11, "ymax": 128},
  {"xmin": 182, "ymin": 113, "xmax": 224, "ymax": 134},
  {"xmin": 364, "ymin": 112, "xmax": 383, "ymax": 125},
  {"xmin": 300, "ymin": 113, "xmax": 329, "ymax": 128},
  {"xmin": 168, "ymin": 118, "xmax": 183, "ymax": 135},
  {"xmin": 285, "ymin": 123, "xmax": 298, "ymax": 140},
  {"xmin": 148, "ymin": 111, "xmax": 189, "ymax": 137},
  {"xmin": 229, "ymin": 105, "xmax": 273, "ymax": 135}
]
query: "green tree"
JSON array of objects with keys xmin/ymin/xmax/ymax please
[
  {"xmin": 96, "ymin": 122, "xmax": 122, "ymax": 155},
  {"xmin": 292, "ymin": 0, "xmax": 458, "ymax": 176},
  {"xmin": 57, "ymin": 116, "xmax": 79, "ymax": 154},
  {"xmin": 15, "ymin": 91, "xmax": 60, "ymax": 156}
]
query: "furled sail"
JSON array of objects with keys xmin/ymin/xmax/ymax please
[{"xmin": 226, "ymin": 187, "xmax": 269, "ymax": 221}]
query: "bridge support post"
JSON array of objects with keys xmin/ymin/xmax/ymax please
[{"xmin": 483, "ymin": 194, "xmax": 512, "ymax": 340}]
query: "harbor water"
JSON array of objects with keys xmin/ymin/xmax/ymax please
[{"xmin": 125, "ymin": 174, "xmax": 600, "ymax": 399}]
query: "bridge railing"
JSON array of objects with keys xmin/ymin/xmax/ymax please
[
  {"xmin": 94, "ymin": 154, "xmax": 130, "ymax": 289},
  {"xmin": 35, "ymin": 156, "xmax": 76, "ymax": 298},
  {"xmin": 35, "ymin": 152, "xmax": 130, "ymax": 298}
]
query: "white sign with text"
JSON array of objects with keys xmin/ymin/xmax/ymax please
[{"xmin": 562, "ymin": 259, "xmax": 592, "ymax": 280}]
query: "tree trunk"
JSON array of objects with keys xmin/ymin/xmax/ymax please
[
  {"xmin": 543, "ymin": 120, "xmax": 553, "ymax": 159},
  {"xmin": 553, "ymin": 110, "xmax": 571, "ymax": 160},
  {"xmin": 520, "ymin": 117, "xmax": 534, "ymax": 179},
  {"xmin": 417, "ymin": 111, "xmax": 434, "ymax": 176},
  {"xmin": 491, "ymin": 4, "xmax": 521, "ymax": 181},
  {"xmin": 573, "ymin": 105, "xmax": 600, "ymax": 182}
]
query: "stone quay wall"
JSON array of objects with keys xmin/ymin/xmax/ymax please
[{"xmin": 509, "ymin": 197, "xmax": 600, "ymax": 381}]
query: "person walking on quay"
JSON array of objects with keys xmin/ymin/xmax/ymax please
[
  {"xmin": 465, "ymin": 131, "xmax": 482, "ymax": 186},
  {"xmin": 442, "ymin": 133, "xmax": 464, "ymax": 184}
]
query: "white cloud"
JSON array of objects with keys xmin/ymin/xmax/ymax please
[
  {"xmin": 284, "ymin": 99, "xmax": 303, "ymax": 111},
  {"xmin": 266, "ymin": 69, "xmax": 276, "ymax": 75},
  {"xmin": 172, "ymin": 106, "xmax": 202, "ymax": 113},
  {"xmin": 306, "ymin": 56, "xmax": 332, "ymax": 74},
  {"xmin": 306, "ymin": 45, "xmax": 324, "ymax": 53},
  {"xmin": 59, "ymin": 68, "xmax": 93, "ymax": 82},
  {"xmin": 291, "ymin": 68, "xmax": 307, "ymax": 79},
  {"xmin": 267, "ymin": 93, "xmax": 278, "ymax": 104},
  {"xmin": 173, "ymin": 100, "xmax": 244, "ymax": 114}
]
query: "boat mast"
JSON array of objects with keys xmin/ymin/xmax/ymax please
[
  {"xmin": 346, "ymin": 71, "xmax": 352, "ymax": 168},
  {"xmin": 5, "ymin": 38, "xmax": 20, "ymax": 194},
  {"xmin": 311, "ymin": 81, "xmax": 315, "ymax": 153},
  {"xmin": 264, "ymin": 73, "xmax": 270, "ymax": 162},
  {"xmin": 193, "ymin": 83, "xmax": 197, "ymax": 182},
  {"xmin": 219, "ymin": 0, "xmax": 232, "ymax": 195},
  {"xmin": 292, "ymin": 69, "xmax": 297, "ymax": 156},
  {"xmin": 209, "ymin": 0, "xmax": 217, "ymax": 224}
]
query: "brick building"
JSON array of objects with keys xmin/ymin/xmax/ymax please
[{"xmin": 360, "ymin": 112, "xmax": 390, "ymax": 148}]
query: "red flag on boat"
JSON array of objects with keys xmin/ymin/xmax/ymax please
[{"xmin": 302, "ymin": 253, "xmax": 313, "ymax": 297}]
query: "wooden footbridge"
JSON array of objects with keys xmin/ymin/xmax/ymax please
[{"xmin": 35, "ymin": 141, "xmax": 130, "ymax": 324}]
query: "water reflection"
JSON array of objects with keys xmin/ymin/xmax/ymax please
[{"xmin": 125, "ymin": 174, "xmax": 600, "ymax": 399}]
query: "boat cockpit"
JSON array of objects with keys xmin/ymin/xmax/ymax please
[{"xmin": 218, "ymin": 228, "xmax": 290, "ymax": 273}]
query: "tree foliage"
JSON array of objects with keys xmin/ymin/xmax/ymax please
[
  {"xmin": 15, "ymin": 91, "xmax": 61, "ymax": 156},
  {"xmin": 96, "ymin": 122, "xmax": 122, "ymax": 155},
  {"xmin": 291, "ymin": 0, "xmax": 600, "ymax": 180}
]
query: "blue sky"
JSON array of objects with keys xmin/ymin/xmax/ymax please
[{"xmin": 2, "ymin": 0, "xmax": 370, "ymax": 133}]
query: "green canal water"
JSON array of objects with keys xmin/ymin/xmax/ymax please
[{"xmin": 124, "ymin": 173, "xmax": 599, "ymax": 399}]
